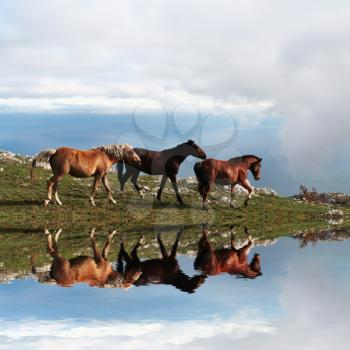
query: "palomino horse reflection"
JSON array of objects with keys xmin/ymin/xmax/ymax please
[
  {"xmin": 194, "ymin": 155, "xmax": 262, "ymax": 209},
  {"xmin": 30, "ymin": 144, "xmax": 141, "ymax": 206},
  {"xmin": 194, "ymin": 225, "xmax": 262, "ymax": 279},
  {"xmin": 31, "ymin": 228, "xmax": 141, "ymax": 288},
  {"xmin": 117, "ymin": 140, "xmax": 206, "ymax": 205},
  {"xmin": 118, "ymin": 229, "xmax": 206, "ymax": 293}
]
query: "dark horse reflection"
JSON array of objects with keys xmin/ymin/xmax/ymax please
[
  {"xmin": 31, "ymin": 228, "xmax": 141, "ymax": 288},
  {"xmin": 118, "ymin": 229, "xmax": 206, "ymax": 293},
  {"xmin": 194, "ymin": 225, "xmax": 262, "ymax": 279}
]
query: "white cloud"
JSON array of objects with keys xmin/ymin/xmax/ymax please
[
  {"xmin": 0, "ymin": 0, "xmax": 349, "ymax": 171},
  {"xmin": 0, "ymin": 314, "xmax": 273, "ymax": 350}
]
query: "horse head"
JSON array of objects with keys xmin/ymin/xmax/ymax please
[
  {"xmin": 249, "ymin": 157, "xmax": 262, "ymax": 180},
  {"xmin": 183, "ymin": 139, "xmax": 207, "ymax": 159},
  {"xmin": 120, "ymin": 144, "xmax": 141, "ymax": 167},
  {"xmin": 247, "ymin": 253, "xmax": 262, "ymax": 278}
]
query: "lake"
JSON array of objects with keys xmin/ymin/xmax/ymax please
[{"xmin": 0, "ymin": 225, "xmax": 349, "ymax": 349}]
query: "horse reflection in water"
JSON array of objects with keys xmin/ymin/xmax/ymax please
[
  {"xmin": 119, "ymin": 229, "xmax": 206, "ymax": 293},
  {"xmin": 31, "ymin": 228, "xmax": 141, "ymax": 288},
  {"xmin": 194, "ymin": 225, "xmax": 262, "ymax": 279}
]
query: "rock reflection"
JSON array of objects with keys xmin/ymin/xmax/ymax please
[{"xmin": 293, "ymin": 226, "xmax": 350, "ymax": 248}]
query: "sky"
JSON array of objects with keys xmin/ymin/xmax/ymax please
[{"xmin": 0, "ymin": 0, "xmax": 349, "ymax": 177}]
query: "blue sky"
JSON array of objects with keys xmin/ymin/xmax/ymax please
[{"xmin": 0, "ymin": 113, "xmax": 349, "ymax": 195}]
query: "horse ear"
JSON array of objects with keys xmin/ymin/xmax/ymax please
[{"xmin": 258, "ymin": 157, "xmax": 262, "ymax": 162}]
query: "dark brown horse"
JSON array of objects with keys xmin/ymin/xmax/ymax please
[
  {"xmin": 117, "ymin": 140, "xmax": 206, "ymax": 205},
  {"xmin": 118, "ymin": 230, "xmax": 206, "ymax": 293},
  {"xmin": 194, "ymin": 155, "xmax": 262, "ymax": 209},
  {"xmin": 194, "ymin": 225, "xmax": 262, "ymax": 279},
  {"xmin": 30, "ymin": 144, "xmax": 141, "ymax": 206}
]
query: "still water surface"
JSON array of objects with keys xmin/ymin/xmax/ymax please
[{"xmin": 0, "ymin": 226, "xmax": 349, "ymax": 349}]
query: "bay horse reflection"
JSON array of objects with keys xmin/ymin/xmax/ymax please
[
  {"xmin": 31, "ymin": 228, "xmax": 141, "ymax": 288},
  {"xmin": 117, "ymin": 140, "xmax": 206, "ymax": 205},
  {"xmin": 119, "ymin": 229, "xmax": 206, "ymax": 293},
  {"xmin": 30, "ymin": 144, "xmax": 141, "ymax": 206},
  {"xmin": 194, "ymin": 225, "xmax": 262, "ymax": 279},
  {"xmin": 194, "ymin": 155, "xmax": 262, "ymax": 209}
]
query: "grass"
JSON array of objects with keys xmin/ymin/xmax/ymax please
[{"xmin": 0, "ymin": 158, "xmax": 349, "ymax": 274}]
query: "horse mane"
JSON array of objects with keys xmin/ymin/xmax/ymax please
[
  {"xmin": 96, "ymin": 144, "xmax": 131, "ymax": 159},
  {"xmin": 228, "ymin": 155, "xmax": 260, "ymax": 164}
]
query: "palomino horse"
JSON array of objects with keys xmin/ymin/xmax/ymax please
[
  {"xmin": 194, "ymin": 225, "xmax": 262, "ymax": 279},
  {"xmin": 30, "ymin": 144, "xmax": 141, "ymax": 206},
  {"xmin": 118, "ymin": 230, "xmax": 206, "ymax": 293},
  {"xmin": 117, "ymin": 140, "xmax": 206, "ymax": 205},
  {"xmin": 31, "ymin": 228, "xmax": 141, "ymax": 288},
  {"xmin": 194, "ymin": 155, "xmax": 262, "ymax": 210}
]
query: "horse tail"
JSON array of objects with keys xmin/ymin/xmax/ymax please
[
  {"xmin": 117, "ymin": 161, "xmax": 124, "ymax": 183},
  {"xmin": 30, "ymin": 149, "xmax": 56, "ymax": 179},
  {"xmin": 194, "ymin": 161, "xmax": 210, "ymax": 184}
]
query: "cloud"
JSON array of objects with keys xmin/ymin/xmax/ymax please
[
  {"xmin": 0, "ymin": 0, "xmax": 349, "ymax": 171},
  {"xmin": 0, "ymin": 314, "xmax": 273, "ymax": 350}
]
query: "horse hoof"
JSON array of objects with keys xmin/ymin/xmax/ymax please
[{"xmin": 43, "ymin": 200, "xmax": 50, "ymax": 207}]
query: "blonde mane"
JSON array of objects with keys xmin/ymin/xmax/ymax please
[{"xmin": 97, "ymin": 144, "xmax": 132, "ymax": 160}]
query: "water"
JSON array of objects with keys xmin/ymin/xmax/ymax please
[
  {"xmin": 0, "ymin": 226, "xmax": 349, "ymax": 349},
  {"xmin": 1, "ymin": 113, "xmax": 349, "ymax": 195}
]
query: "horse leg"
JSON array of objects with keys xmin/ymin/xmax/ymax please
[
  {"xmin": 170, "ymin": 228, "xmax": 183, "ymax": 259},
  {"xmin": 130, "ymin": 235, "xmax": 144, "ymax": 263},
  {"xmin": 90, "ymin": 228, "xmax": 103, "ymax": 263},
  {"xmin": 102, "ymin": 229, "xmax": 117, "ymax": 259},
  {"xmin": 201, "ymin": 182, "xmax": 211, "ymax": 210},
  {"xmin": 45, "ymin": 228, "xmax": 62, "ymax": 257},
  {"xmin": 156, "ymin": 175, "xmax": 168, "ymax": 201},
  {"xmin": 157, "ymin": 233, "xmax": 168, "ymax": 259},
  {"xmin": 241, "ymin": 178, "xmax": 253, "ymax": 207},
  {"xmin": 44, "ymin": 176, "xmax": 55, "ymax": 206},
  {"xmin": 230, "ymin": 183, "xmax": 237, "ymax": 208},
  {"xmin": 198, "ymin": 224, "xmax": 211, "ymax": 251},
  {"xmin": 130, "ymin": 170, "xmax": 143, "ymax": 198},
  {"xmin": 120, "ymin": 166, "xmax": 133, "ymax": 192},
  {"xmin": 230, "ymin": 225, "xmax": 238, "ymax": 251},
  {"xmin": 169, "ymin": 175, "xmax": 184, "ymax": 205},
  {"xmin": 90, "ymin": 174, "xmax": 102, "ymax": 206},
  {"xmin": 102, "ymin": 174, "xmax": 117, "ymax": 205},
  {"xmin": 238, "ymin": 228, "xmax": 254, "ymax": 263},
  {"xmin": 52, "ymin": 176, "xmax": 63, "ymax": 206}
]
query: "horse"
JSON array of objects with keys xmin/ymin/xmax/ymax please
[
  {"xmin": 118, "ymin": 229, "xmax": 206, "ymax": 293},
  {"xmin": 31, "ymin": 228, "xmax": 141, "ymax": 288},
  {"xmin": 117, "ymin": 140, "xmax": 206, "ymax": 205},
  {"xmin": 194, "ymin": 225, "xmax": 262, "ymax": 279},
  {"xmin": 194, "ymin": 155, "xmax": 262, "ymax": 210},
  {"xmin": 30, "ymin": 144, "xmax": 141, "ymax": 206}
]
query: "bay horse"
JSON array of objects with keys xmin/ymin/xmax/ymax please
[
  {"xmin": 194, "ymin": 155, "xmax": 262, "ymax": 210},
  {"xmin": 30, "ymin": 144, "xmax": 141, "ymax": 206},
  {"xmin": 31, "ymin": 228, "xmax": 123, "ymax": 287},
  {"xmin": 117, "ymin": 140, "xmax": 206, "ymax": 205},
  {"xmin": 118, "ymin": 230, "xmax": 206, "ymax": 293},
  {"xmin": 194, "ymin": 225, "xmax": 262, "ymax": 279}
]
